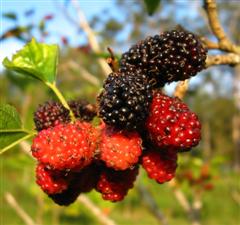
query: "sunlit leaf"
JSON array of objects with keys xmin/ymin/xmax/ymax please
[{"xmin": 3, "ymin": 38, "xmax": 59, "ymax": 84}]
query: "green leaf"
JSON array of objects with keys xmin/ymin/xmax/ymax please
[
  {"xmin": 3, "ymin": 38, "xmax": 59, "ymax": 84},
  {"xmin": 143, "ymin": 0, "xmax": 161, "ymax": 16},
  {"xmin": 3, "ymin": 12, "xmax": 17, "ymax": 20},
  {"xmin": 0, "ymin": 104, "xmax": 34, "ymax": 154}
]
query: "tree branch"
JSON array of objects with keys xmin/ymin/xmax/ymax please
[
  {"xmin": 231, "ymin": 190, "xmax": 240, "ymax": 205},
  {"xmin": 4, "ymin": 192, "xmax": 37, "ymax": 225},
  {"xmin": 20, "ymin": 141, "xmax": 32, "ymax": 157},
  {"xmin": 206, "ymin": 53, "xmax": 240, "ymax": 67},
  {"xmin": 201, "ymin": 37, "xmax": 219, "ymax": 50},
  {"xmin": 106, "ymin": 47, "xmax": 119, "ymax": 72},
  {"xmin": 174, "ymin": 80, "xmax": 189, "ymax": 100},
  {"xmin": 204, "ymin": 0, "xmax": 240, "ymax": 53},
  {"xmin": 136, "ymin": 184, "xmax": 168, "ymax": 225},
  {"xmin": 168, "ymin": 180, "xmax": 191, "ymax": 213},
  {"xmin": 67, "ymin": 60, "xmax": 101, "ymax": 86},
  {"xmin": 71, "ymin": 0, "xmax": 111, "ymax": 76},
  {"xmin": 53, "ymin": 0, "xmax": 79, "ymax": 27},
  {"xmin": 78, "ymin": 195, "xmax": 117, "ymax": 225},
  {"xmin": 175, "ymin": 0, "xmax": 240, "ymax": 100},
  {"xmin": 168, "ymin": 180, "xmax": 201, "ymax": 225}
]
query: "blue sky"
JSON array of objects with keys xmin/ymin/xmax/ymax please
[
  {"xmin": 1, "ymin": 0, "xmax": 204, "ymax": 65},
  {"xmin": 0, "ymin": 0, "xmax": 117, "ymax": 70},
  {"xmin": 1, "ymin": 0, "xmax": 233, "ymax": 96},
  {"xmin": 0, "ymin": 0, "xmax": 183, "ymax": 94}
]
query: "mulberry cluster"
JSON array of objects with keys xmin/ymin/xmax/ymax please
[
  {"xmin": 98, "ymin": 29, "xmax": 206, "ymax": 130},
  {"xmin": 32, "ymin": 105, "xmax": 140, "ymax": 204},
  {"xmin": 31, "ymin": 28, "xmax": 206, "ymax": 206}
]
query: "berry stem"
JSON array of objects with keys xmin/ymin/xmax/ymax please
[
  {"xmin": 46, "ymin": 82, "xmax": 76, "ymax": 122},
  {"xmin": 0, "ymin": 129, "xmax": 36, "ymax": 134},
  {"xmin": 107, "ymin": 47, "xmax": 119, "ymax": 72}
]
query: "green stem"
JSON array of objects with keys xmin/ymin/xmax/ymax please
[
  {"xmin": 0, "ymin": 133, "xmax": 35, "ymax": 155},
  {"xmin": 46, "ymin": 82, "xmax": 76, "ymax": 121},
  {"xmin": 0, "ymin": 129, "xmax": 35, "ymax": 134}
]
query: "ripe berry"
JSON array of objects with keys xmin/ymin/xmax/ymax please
[
  {"xmin": 36, "ymin": 163, "xmax": 71, "ymax": 194},
  {"xmin": 34, "ymin": 101, "xmax": 69, "ymax": 131},
  {"xmin": 73, "ymin": 164, "xmax": 100, "ymax": 193},
  {"xmin": 48, "ymin": 164, "xmax": 100, "ymax": 206},
  {"xmin": 99, "ymin": 124, "xmax": 142, "ymax": 170},
  {"xmin": 34, "ymin": 100, "xmax": 96, "ymax": 131},
  {"xmin": 96, "ymin": 166, "xmax": 139, "ymax": 202},
  {"xmin": 48, "ymin": 185, "xmax": 81, "ymax": 206},
  {"xmin": 141, "ymin": 148, "xmax": 178, "ymax": 183},
  {"xmin": 146, "ymin": 92, "xmax": 201, "ymax": 150},
  {"xmin": 120, "ymin": 29, "xmax": 207, "ymax": 87},
  {"xmin": 31, "ymin": 121, "xmax": 97, "ymax": 171},
  {"xmin": 98, "ymin": 70, "xmax": 153, "ymax": 130}
]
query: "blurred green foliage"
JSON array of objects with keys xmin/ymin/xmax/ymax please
[
  {"xmin": 143, "ymin": 0, "xmax": 161, "ymax": 16},
  {"xmin": 1, "ymin": 156, "xmax": 239, "ymax": 225}
]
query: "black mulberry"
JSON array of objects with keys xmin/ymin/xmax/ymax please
[
  {"xmin": 98, "ymin": 69, "xmax": 153, "ymax": 130},
  {"xmin": 120, "ymin": 29, "xmax": 207, "ymax": 87}
]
